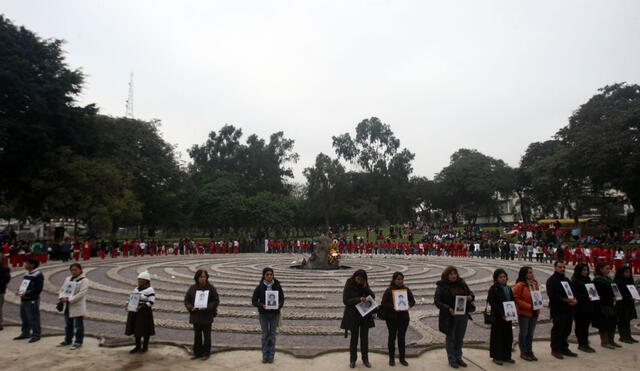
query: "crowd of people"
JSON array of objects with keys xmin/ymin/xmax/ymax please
[
  {"xmin": 1, "ymin": 250, "xmax": 638, "ymax": 368},
  {"xmin": 1, "ymin": 238, "xmax": 243, "ymax": 267}
]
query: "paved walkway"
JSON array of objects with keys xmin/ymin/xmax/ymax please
[{"xmin": 0, "ymin": 327, "xmax": 637, "ymax": 370}]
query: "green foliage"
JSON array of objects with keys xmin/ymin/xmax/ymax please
[
  {"xmin": 557, "ymin": 83, "xmax": 640, "ymax": 225},
  {"xmin": 189, "ymin": 125, "xmax": 298, "ymax": 196},
  {"xmin": 434, "ymin": 149, "xmax": 515, "ymax": 224}
]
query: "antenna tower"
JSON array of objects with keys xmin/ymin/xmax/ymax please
[{"xmin": 125, "ymin": 72, "xmax": 134, "ymax": 118}]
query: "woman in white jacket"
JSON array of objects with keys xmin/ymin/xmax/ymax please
[{"xmin": 57, "ymin": 263, "xmax": 89, "ymax": 349}]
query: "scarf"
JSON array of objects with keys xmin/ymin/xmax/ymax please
[
  {"xmin": 501, "ymin": 283, "xmax": 511, "ymax": 300},
  {"xmin": 263, "ymin": 280, "xmax": 274, "ymax": 290}
]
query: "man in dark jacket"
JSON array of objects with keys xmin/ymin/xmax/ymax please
[
  {"xmin": 546, "ymin": 261, "xmax": 577, "ymax": 359},
  {"xmin": 14, "ymin": 258, "xmax": 44, "ymax": 342},
  {"xmin": 0, "ymin": 253, "xmax": 11, "ymax": 330}
]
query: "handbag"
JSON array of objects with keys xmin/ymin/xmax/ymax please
[
  {"xmin": 56, "ymin": 301, "xmax": 64, "ymax": 312},
  {"xmin": 483, "ymin": 300, "xmax": 494, "ymax": 325}
]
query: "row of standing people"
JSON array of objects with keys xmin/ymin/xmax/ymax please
[{"xmin": 4, "ymin": 257, "xmax": 638, "ymax": 368}]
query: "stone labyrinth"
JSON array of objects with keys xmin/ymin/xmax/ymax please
[{"xmin": 5, "ymin": 253, "xmax": 564, "ymax": 357}]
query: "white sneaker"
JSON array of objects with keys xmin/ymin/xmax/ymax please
[{"xmin": 70, "ymin": 343, "xmax": 82, "ymax": 350}]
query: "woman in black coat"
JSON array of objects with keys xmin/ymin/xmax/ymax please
[
  {"xmin": 487, "ymin": 268, "xmax": 515, "ymax": 365},
  {"xmin": 380, "ymin": 272, "xmax": 416, "ymax": 366},
  {"xmin": 341, "ymin": 269, "xmax": 375, "ymax": 369},
  {"xmin": 184, "ymin": 269, "xmax": 220, "ymax": 360},
  {"xmin": 571, "ymin": 263, "xmax": 596, "ymax": 352},
  {"xmin": 614, "ymin": 265, "xmax": 638, "ymax": 343},
  {"xmin": 434, "ymin": 265, "xmax": 475, "ymax": 369},
  {"xmin": 592, "ymin": 262, "xmax": 619, "ymax": 349}
]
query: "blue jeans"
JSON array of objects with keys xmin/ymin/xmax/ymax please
[
  {"xmin": 446, "ymin": 315, "xmax": 468, "ymax": 362},
  {"xmin": 518, "ymin": 315, "xmax": 537, "ymax": 354},
  {"xmin": 518, "ymin": 316, "xmax": 538, "ymax": 354},
  {"xmin": 20, "ymin": 300, "xmax": 41, "ymax": 339},
  {"xmin": 64, "ymin": 311, "xmax": 85, "ymax": 344},
  {"xmin": 259, "ymin": 312, "xmax": 279, "ymax": 359}
]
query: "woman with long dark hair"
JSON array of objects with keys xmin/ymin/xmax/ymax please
[
  {"xmin": 341, "ymin": 269, "xmax": 375, "ymax": 368},
  {"xmin": 487, "ymin": 268, "xmax": 515, "ymax": 365},
  {"xmin": 512, "ymin": 266, "xmax": 539, "ymax": 361},
  {"xmin": 380, "ymin": 272, "xmax": 415, "ymax": 366},
  {"xmin": 434, "ymin": 266, "xmax": 475, "ymax": 369},
  {"xmin": 614, "ymin": 265, "xmax": 638, "ymax": 343},
  {"xmin": 592, "ymin": 262, "xmax": 619, "ymax": 349},
  {"xmin": 251, "ymin": 267, "xmax": 285, "ymax": 363},
  {"xmin": 571, "ymin": 263, "xmax": 596, "ymax": 352},
  {"xmin": 184, "ymin": 269, "xmax": 220, "ymax": 360}
]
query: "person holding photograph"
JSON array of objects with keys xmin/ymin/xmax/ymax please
[
  {"xmin": 341, "ymin": 269, "xmax": 375, "ymax": 368},
  {"xmin": 184, "ymin": 269, "xmax": 220, "ymax": 360},
  {"xmin": 125, "ymin": 271, "xmax": 155, "ymax": 353},
  {"xmin": 592, "ymin": 262, "xmax": 619, "ymax": 349},
  {"xmin": 513, "ymin": 266, "xmax": 540, "ymax": 361},
  {"xmin": 251, "ymin": 267, "xmax": 285, "ymax": 364},
  {"xmin": 613, "ymin": 265, "xmax": 638, "ymax": 343},
  {"xmin": 380, "ymin": 272, "xmax": 415, "ymax": 366},
  {"xmin": 487, "ymin": 268, "xmax": 515, "ymax": 365},
  {"xmin": 13, "ymin": 258, "xmax": 43, "ymax": 343},
  {"xmin": 0, "ymin": 253, "xmax": 10, "ymax": 331},
  {"xmin": 57, "ymin": 263, "xmax": 89, "ymax": 349},
  {"xmin": 434, "ymin": 266, "xmax": 475, "ymax": 369},
  {"xmin": 546, "ymin": 261, "xmax": 577, "ymax": 359},
  {"xmin": 571, "ymin": 263, "xmax": 596, "ymax": 352}
]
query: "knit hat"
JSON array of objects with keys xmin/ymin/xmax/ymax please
[{"xmin": 137, "ymin": 271, "xmax": 151, "ymax": 281}]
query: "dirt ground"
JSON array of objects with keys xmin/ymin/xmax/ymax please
[{"xmin": 1, "ymin": 326, "xmax": 638, "ymax": 371}]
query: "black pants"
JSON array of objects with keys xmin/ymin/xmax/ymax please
[
  {"xmin": 386, "ymin": 319, "xmax": 409, "ymax": 360},
  {"xmin": 135, "ymin": 335, "xmax": 150, "ymax": 350},
  {"xmin": 490, "ymin": 319, "xmax": 513, "ymax": 361},
  {"xmin": 574, "ymin": 311, "xmax": 591, "ymax": 347},
  {"xmin": 550, "ymin": 311, "xmax": 572, "ymax": 352},
  {"xmin": 193, "ymin": 323, "xmax": 212, "ymax": 356},
  {"xmin": 617, "ymin": 318, "xmax": 633, "ymax": 340},
  {"xmin": 349, "ymin": 322, "xmax": 369, "ymax": 362}
]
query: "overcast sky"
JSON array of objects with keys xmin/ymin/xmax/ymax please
[{"xmin": 3, "ymin": 0, "xmax": 640, "ymax": 181}]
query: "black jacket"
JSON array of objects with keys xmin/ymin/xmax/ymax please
[
  {"xmin": 0, "ymin": 265, "xmax": 10, "ymax": 294},
  {"xmin": 614, "ymin": 277, "xmax": 638, "ymax": 322},
  {"xmin": 21, "ymin": 268, "xmax": 44, "ymax": 301},
  {"xmin": 252, "ymin": 279, "xmax": 285, "ymax": 314},
  {"xmin": 592, "ymin": 275, "xmax": 616, "ymax": 329},
  {"xmin": 434, "ymin": 279, "xmax": 475, "ymax": 334},
  {"xmin": 487, "ymin": 282, "xmax": 514, "ymax": 322},
  {"xmin": 571, "ymin": 276, "xmax": 594, "ymax": 314},
  {"xmin": 184, "ymin": 283, "xmax": 220, "ymax": 325},
  {"xmin": 340, "ymin": 279, "xmax": 375, "ymax": 333},
  {"xmin": 380, "ymin": 284, "xmax": 416, "ymax": 322},
  {"xmin": 546, "ymin": 272, "xmax": 572, "ymax": 316}
]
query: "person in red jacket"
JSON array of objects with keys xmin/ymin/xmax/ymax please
[
  {"xmin": 122, "ymin": 240, "xmax": 130, "ymax": 258},
  {"xmin": 82, "ymin": 241, "xmax": 91, "ymax": 261},
  {"xmin": 72, "ymin": 242, "xmax": 81, "ymax": 261},
  {"xmin": 513, "ymin": 266, "xmax": 541, "ymax": 361}
]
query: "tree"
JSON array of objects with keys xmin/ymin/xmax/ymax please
[
  {"xmin": 435, "ymin": 149, "xmax": 514, "ymax": 224},
  {"xmin": 247, "ymin": 192, "xmax": 297, "ymax": 236},
  {"xmin": 330, "ymin": 117, "xmax": 417, "ymax": 225},
  {"xmin": 303, "ymin": 153, "xmax": 346, "ymax": 229},
  {"xmin": 520, "ymin": 140, "xmax": 596, "ymax": 223},
  {"xmin": 33, "ymin": 147, "xmax": 141, "ymax": 236},
  {"xmin": 194, "ymin": 176, "xmax": 247, "ymax": 235},
  {"xmin": 332, "ymin": 117, "xmax": 410, "ymax": 174},
  {"xmin": 556, "ymin": 83, "xmax": 640, "ymax": 226},
  {"xmin": 189, "ymin": 125, "xmax": 298, "ymax": 196},
  {"xmin": 0, "ymin": 15, "xmax": 88, "ymax": 217}
]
